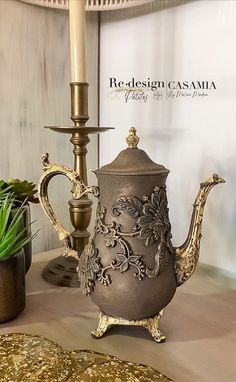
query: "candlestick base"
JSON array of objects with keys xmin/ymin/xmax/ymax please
[{"xmin": 41, "ymin": 255, "xmax": 80, "ymax": 287}]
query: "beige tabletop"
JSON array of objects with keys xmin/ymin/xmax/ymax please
[{"xmin": 1, "ymin": 248, "xmax": 236, "ymax": 382}]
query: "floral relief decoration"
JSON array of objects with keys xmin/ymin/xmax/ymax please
[{"xmin": 78, "ymin": 185, "xmax": 174, "ymax": 295}]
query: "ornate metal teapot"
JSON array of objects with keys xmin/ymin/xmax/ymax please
[{"xmin": 39, "ymin": 128, "xmax": 225, "ymax": 342}]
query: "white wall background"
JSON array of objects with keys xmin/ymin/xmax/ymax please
[
  {"xmin": 99, "ymin": 0, "xmax": 236, "ymax": 276},
  {"xmin": 0, "ymin": 0, "xmax": 98, "ymax": 254}
]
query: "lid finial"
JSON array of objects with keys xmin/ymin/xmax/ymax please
[{"xmin": 126, "ymin": 127, "xmax": 139, "ymax": 149}]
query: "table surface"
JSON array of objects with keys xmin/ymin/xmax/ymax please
[{"xmin": 1, "ymin": 248, "xmax": 236, "ymax": 382}]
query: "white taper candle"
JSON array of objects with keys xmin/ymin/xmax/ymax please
[{"xmin": 69, "ymin": 0, "xmax": 86, "ymax": 82}]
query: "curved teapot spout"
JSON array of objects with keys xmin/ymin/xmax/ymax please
[{"xmin": 174, "ymin": 174, "xmax": 225, "ymax": 286}]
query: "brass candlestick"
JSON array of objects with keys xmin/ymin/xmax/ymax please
[
  {"xmin": 69, "ymin": 82, "xmax": 91, "ymax": 253},
  {"xmin": 41, "ymin": 82, "xmax": 113, "ymax": 287}
]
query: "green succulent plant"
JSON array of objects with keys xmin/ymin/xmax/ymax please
[
  {"xmin": 0, "ymin": 178, "xmax": 38, "ymax": 205},
  {"xmin": 0, "ymin": 195, "xmax": 37, "ymax": 260},
  {"xmin": 0, "ymin": 180, "xmax": 11, "ymax": 200}
]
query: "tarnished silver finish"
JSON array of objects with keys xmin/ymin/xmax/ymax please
[
  {"xmin": 39, "ymin": 128, "xmax": 225, "ymax": 341},
  {"xmin": 84, "ymin": 142, "xmax": 177, "ymax": 321},
  {"xmin": 78, "ymin": 131, "xmax": 224, "ymax": 332},
  {"xmin": 78, "ymin": 185, "xmax": 174, "ymax": 295}
]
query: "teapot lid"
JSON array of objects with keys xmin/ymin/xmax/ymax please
[{"xmin": 95, "ymin": 128, "xmax": 169, "ymax": 176}]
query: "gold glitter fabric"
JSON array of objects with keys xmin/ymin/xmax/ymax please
[{"xmin": 0, "ymin": 333, "xmax": 173, "ymax": 382}]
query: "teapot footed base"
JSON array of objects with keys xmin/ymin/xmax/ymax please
[{"xmin": 91, "ymin": 310, "xmax": 166, "ymax": 343}]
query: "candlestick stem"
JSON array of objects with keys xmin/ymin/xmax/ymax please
[{"xmin": 69, "ymin": 81, "xmax": 91, "ymax": 253}]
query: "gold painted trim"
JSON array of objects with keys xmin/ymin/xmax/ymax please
[
  {"xmin": 91, "ymin": 310, "xmax": 166, "ymax": 343},
  {"xmin": 126, "ymin": 127, "xmax": 140, "ymax": 148},
  {"xmin": 38, "ymin": 153, "xmax": 99, "ymax": 258},
  {"xmin": 175, "ymin": 174, "xmax": 225, "ymax": 286}
]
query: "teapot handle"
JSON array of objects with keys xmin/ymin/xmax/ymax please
[{"xmin": 38, "ymin": 153, "xmax": 99, "ymax": 258}]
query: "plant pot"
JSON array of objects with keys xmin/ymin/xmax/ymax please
[
  {"xmin": 11, "ymin": 203, "xmax": 32, "ymax": 273},
  {"xmin": 0, "ymin": 249, "xmax": 26, "ymax": 323}
]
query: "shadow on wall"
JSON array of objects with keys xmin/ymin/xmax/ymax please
[
  {"xmin": 194, "ymin": 152, "xmax": 234, "ymax": 273},
  {"xmin": 223, "ymin": 156, "xmax": 236, "ymax": 270},
  {"xmin": 123, "ymin": 0, "xmax": 182, "ymax": 165}
]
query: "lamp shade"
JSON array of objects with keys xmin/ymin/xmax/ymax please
[{"xmin": 19, "ymin": 0, "xmax": 156, "ymax": 11}]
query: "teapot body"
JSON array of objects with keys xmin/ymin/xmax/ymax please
[
  {"xmin": 37, "ymin": 128, "xmax": 225, "ymax": 339},
  {"xmin": 79, "ymin": 170, "xmax": 177, "ymax": 320}
]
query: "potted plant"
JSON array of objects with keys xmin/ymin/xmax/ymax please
[
  {"xmin": 0, "ymin": 179, "xmax": 39, "ymax": 273},
  {"xmin": 0, "ymin": 195, "xmax": 36, "ymax": 323}
]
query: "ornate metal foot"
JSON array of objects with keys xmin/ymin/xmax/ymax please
[
  {"xmin": 91, "ymin": 312, "xmax": 113, "ymax": 339},
  {"xmin": 91, "ymin": 310, "xmax": 166, "ymax": 343},
  {"xmin": 143, "ymin": 310, "xmax": 166, "ymax": 343}
]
